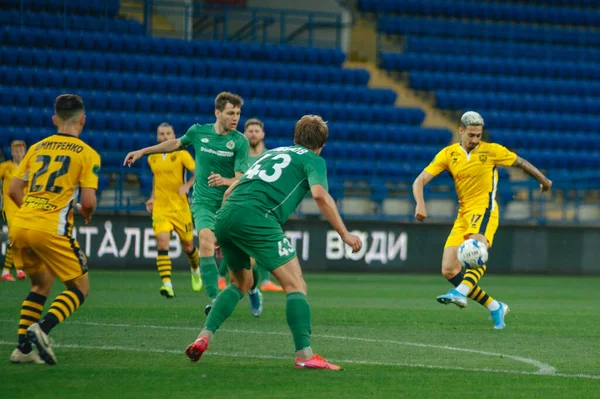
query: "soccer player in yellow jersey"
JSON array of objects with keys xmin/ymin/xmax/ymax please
[
  {"xmin": 0, "ymin": 140, "xmax": 27, "ymax": 281},
  {"xmin": 413, "ymin": 111, "xmax": 552, "ymax": 329},
  {"xmin": 146, "ymin": 123, "xmax": 201, "ymax": 298},
  {"xmin": 8, "ymin": 94, "xmax": 100, "ymax": 365}
]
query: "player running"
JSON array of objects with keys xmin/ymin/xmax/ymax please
[
  {"xmin": 412, "ymin": 111, "xmax": 552, "ymax": 329},
  {"xmin": 217, "ymin": 118, "xmax": 284, "ymax": 292},
  {"xmin": 146, "ymin": 123, "xmax": 201, "ymax": 298},
  {"xmin": 1, "ymin": 140, "xmax": 28, "ymax": 281},
  {"xmin": 9, "ymin": 94, "xmax": 100, "ymax": 365},
  {"xmin": 184, "ymin": 115, "xmax": 362, "ymax": 370},
  {"xmin": 123, "ymin": 92, "xmax": 261, "ymax": 316}
]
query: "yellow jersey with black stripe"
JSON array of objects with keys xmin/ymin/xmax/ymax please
[
  {"xmin": 0, "ymin": 160, "xmax": 19, "ymax": 218},
  {"xmin": 12, "ymin": 133, "xmax": 101, "ymax": 236},
  {"xmin": 424, "ymin": 142, "xmax": 517, "ymax": 210},
  {"xmin": 148, "ymin": 150, "xmax": 195, "ymax": 213}
]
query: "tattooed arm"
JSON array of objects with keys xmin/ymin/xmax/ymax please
[{"xmin": 512, "ymin": 156, "xmax": 553, "ymax": 193}]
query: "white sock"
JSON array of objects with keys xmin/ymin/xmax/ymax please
[
  {"xmin": 164, "ymin": 281, "xmax": 173, "ymax": 288},
  {"xmin": 191, "ymin": 267, "xmax": 200, "ymax": 274},
  {"xmin": 248, "ymin": 288, "xmax": 258, "ymax": 295},
  {"xmin": 1, "ymin": 269, "xmax": 9, "ymax": 276},
  {"xmin": 487, "ymin": 300, "xmax": 500, "ymax": 311},
  {"xmin": 455, "ymin": 284, "xmax": 470, "ymax": 296}
]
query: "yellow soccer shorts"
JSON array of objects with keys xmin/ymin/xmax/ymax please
[
  {"xmin": 444, "ymin": 206, "xmax": 499, "ymax": 248},
  {"xmin": 10, "ymin": 226, "xmax": 88, "ymax": 282},
  {"xmin": 2, "ymin": 209, "xmax": 16, "ymax": 228},
  {"xmin": 152, "ymin": 210, "xmax": 194, "ymax": 243}
]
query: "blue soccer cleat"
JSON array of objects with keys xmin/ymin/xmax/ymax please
[
  {"xmin": 490, "ymin": 302, "xmax": 510, "ymax": 330},
  {"xmin": 436, "ymin": 289, "xmax": 468, "ymax": 308},
  {"xmin": 248, "ymin": 288, "xmax": 263, "ymax": 317}
]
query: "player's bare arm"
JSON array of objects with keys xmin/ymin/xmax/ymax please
[
  {"xmin": 123, "ymin": 138, "xmax": 184, "ymax": 167},
  {"xmin": 311, "ymin": 184, "xmax": 362, "ymax": 253},
  {"xmin": 179, "ymin": 169, "xmax": 195, "ymax": 195},
  {"xmin": 8, "ymin": 177, "xmax": 27, "ymax": 208},
  {"xmin": 77, "ymin": 187, "xmax": 97, "ymax": 225},
  {"xmin": 208, "ymin": 171, "xmax": 242, "ymax": 187},
  {"xmin": 511, "ymin": 156, "xmax": 553, "ymax": 193},
  {"xmin": 222, "ymin": 178, "xmax": 241, "ymax": 202},
  {"xmin": 412, "ymin": 171, "xmax": 436, "ymax": 222}
]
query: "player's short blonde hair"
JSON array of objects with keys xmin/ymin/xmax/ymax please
[
  {"xmin": 244, "ymin": 118, "xmax": 264, "ymax": 131},
  {"xmin": 294, "ymin": 115, "xmax": 328, "ymax": 150},
  {"xmin": 460, "ymin": 111, "xmax": 484, "ymax": 128}
]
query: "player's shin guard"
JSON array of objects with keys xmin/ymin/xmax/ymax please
[
  {"xmin": 200, "ymin": 256, "xmax": 219, "ymax": 300},
  {"xmin": 448, "ymin": 270, "xmax": 495, "ymax": 307},
  {"xmin": 186, "ymin": 247, "xmax": 200, "ymax": 271},
  {"xmin": 157, "ymin": 250, "xmax": 172, "ymax": 284},
  {"xmin": 17, "ymin": 292, "xmax": 47, "ymax": 353},
  {"xmin": 286, "ymin": 292, "xmax": 312, "ymax": 351},
  {"xmin": 38, "ymin": 288, "xmax": 85, "ymax": 335},
  {"xmin": 204, "ymin": 285, "xmax": 244, "ymax": 333}
]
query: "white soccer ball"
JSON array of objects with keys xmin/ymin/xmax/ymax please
[{"xmin": 457, "ymin": 239, "xmax": 488, "ymax": 269}]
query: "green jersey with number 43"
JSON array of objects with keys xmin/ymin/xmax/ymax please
[
  {"xmin": 180, "ymin": 123, "xmax": 249, "ymax": 203},
  {"xmin": 223, "ymin": 145, "xmax": 328, "ymax": 225}
]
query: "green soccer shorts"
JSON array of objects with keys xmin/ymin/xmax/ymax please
[
  {"xmin": 214, "ymin": 206, "xmax": 296, "ymax": 272},
  {"xmin": 190, "ymin": 200, "xmax": 222, "ymax": 231}
]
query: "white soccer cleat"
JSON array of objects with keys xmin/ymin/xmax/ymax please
[
  {"xmin": 27, "ymin": 323, "xmax": 57, "ymax": 365},
  {"xmin": 10, "ymin": 348, "xmax": 44, "ymax": 364}
]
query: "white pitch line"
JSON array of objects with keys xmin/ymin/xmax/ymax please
[
  {"xmin": 1, "ymin": 319, "xmax": 594, "ymax": 379},
  {"xmin": 0, "ymin": 341, "xmax": 599, "ymax": 380}
]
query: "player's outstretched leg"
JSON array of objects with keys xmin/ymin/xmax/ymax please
[
  {"xmin": 183, "ymin": 244, "xmax": 202, "ymax": 292},
  {"xmin": 11, "ymin": 290, "xmax": 47, "ymax": 364},
  {"xmin": 272, "ymin": 258, "xmax": 341, "ymax": 371},
  {"xmin": 199, "ymin": 229, "xmax": 220, "ymax": 310},
  {"xmin": 157, "ymin": 250, "xmax": 175, "ymax": 298},
  {"xmin": 186, "ymin": 268, "xmax": 252, "ymax": 363},
  {"xmin": 1, "ymin": 246, "xmax": 16, "ymax": 282}
]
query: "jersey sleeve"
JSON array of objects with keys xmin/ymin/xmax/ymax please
[
  {"xmin": 181, "ymin": 150, "xmax": 195, "ymax": 172},
  {"xmin": 15, "ymin": 148, "xmax": 35, "ymax": 182},
  {"xmin": 423, "ymin": 148, "xmax": 449, "ymax": 177},
  {"xmin": 491, "ymin": 143, "xmax": 518, "ymax": 167},
  {"xmin": 234, "ymin": 135, "xmax": 249, "ymax": 173},
  {"xmin": 80, "ymin": 149, "xmax": 101, "ymax": 189},
  {"xmin": 304, "ymin": 156, "xmax": 329, "ymax": 191},
  {"xmin": 179, "ymin": 125, "xmax": 197, "ymax": 147},
  {"xmin": 0, "ymin": 163, "xmax": 5, "ymax": 180}
]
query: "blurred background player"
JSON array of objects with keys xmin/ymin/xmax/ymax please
[
  {"xmin": 146, "ymin": 123, "xmax": 201, "ymax": 298},
  {"xmin": 9, "ymin": 94, "xmax": 100, "ymax": 365},
  {"xmin": 185, "ymin": 115, "xmax": 362, "ymax": 370},
  {"xmin": 124, "ymin": 92, "xmax": 262, "ymax": 316},
  {"xmin": 1, "ymin": 140, "xmax": 28, "ymax": 281},
  {"xmin": 412, "ymin": 111, "xmax": 552, "ymax": 329},
  {"xmin": 217, "ymin": 118, "xmax": 283, "ymax": 292}
]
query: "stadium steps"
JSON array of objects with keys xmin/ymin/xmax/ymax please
[{"xmin": 119, "ymin": 0, "xmax": 176, "ymax": 37}]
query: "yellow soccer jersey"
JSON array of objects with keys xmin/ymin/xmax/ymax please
[
  {"xmin": 148, "ymin": 150, "xmax": 195, "ymax": 212},
  {"xmin": 424, "ymin": 141, "xmax": 517, "ymax": 210},
  {"xmin": 12, "ymin": 133, "xmax": 101, "ymax": 236},
  {"xmin": 0, "ymin": 160, "xmax": 20, "ymax": 217}
]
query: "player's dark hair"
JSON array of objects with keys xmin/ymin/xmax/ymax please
[
  {"xmin": 215, "ymin": 92, "xmax": 243, "ymax": 111},
  {"xmin": 244, "ymin": 118, "xmax": 264, "ymax": 130},
  {"xmin": 294, "ymin": 115, "xmax": 328, "ymax": 150},
  {"xmin": 54, "ymin": 94, "xmax": 85, "ymax": 121}
]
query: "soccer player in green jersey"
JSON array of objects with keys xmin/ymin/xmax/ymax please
[
  {"xmin": 217, "ymin": 118, "xmax": 284, "ymax": 292},
  {"xmin": 184, "ymin": 115, "xmax": 363, "ymax": 370},
  {"xmin": 124, "ymin": 92, "xmax": 262, "ymax": 315}
]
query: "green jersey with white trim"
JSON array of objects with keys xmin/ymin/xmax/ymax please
[
  {"xmin": 180, "ymin": 123, "xmax": 249, "ymax": 203},
  {"xmin": 223, "ymin": 145, "xmax": 328, "ymax": 225}
]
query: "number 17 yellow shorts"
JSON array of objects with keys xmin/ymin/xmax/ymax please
[{"xmin": 444, "ymin": 206, "xmax": 499, "ymax": 248}]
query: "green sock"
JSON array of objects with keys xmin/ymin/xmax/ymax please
[
  {"xmin": 204, "ymin": 285, "xmax": 244, "ymax": 333},
  {"xmin": 218, "ymin": 259, "xmax": 228, "ymax": 277},
  {"xmin": 286, "ymin": 292, "xmax": 312, "ymax": 351},
  {"xmin": 200, "ymin": 256, "xmax": 219, "ymax": 300},
  {"xmin": 251, "ymin": 267, "xmax": 259, "ymax": 291},
  {"xmin": 258, "ymin": 264, "xmax": 270, "ymax": 284}
]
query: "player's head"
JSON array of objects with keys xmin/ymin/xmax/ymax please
[
  {"xmin": 215, "ymin": 92, "xmax": 243, "ymax": 132},
  {"xmin": 10, "ymin": 140, "xmax": 26, "ymax": 163},
  {"xmin": 52, "ymin": 94, "xmax": 86, "ymax": 136},
  {"xmin": 244, "ymin": 118, "xmax": 265, "ymax": 149},
  {"xmin": 294, "ymin": 115, "xmax": 328, "ymax": 155},
  {"xmin": 156, "ymin": 122, "xmax": 175, "ymax": 143},
  {"xmin": 459, "ymin": 111, "xmax": 484, "ymax": 151}
]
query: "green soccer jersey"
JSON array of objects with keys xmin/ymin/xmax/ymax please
[
  {"xmin": 224, "ymin": 145, "xmax": 328, "ymax": 225},
  {"xmin": 180, "ymin": 123, "xmax": 249, "ymax": 203},
  {"xmin": 247, "ymin": 146, "xmax": 268, "ymax": 167}
]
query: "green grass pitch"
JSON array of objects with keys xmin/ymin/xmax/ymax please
[{"xmin": 1, "ymin": 271, "xmax": 599, "ymax": 398}]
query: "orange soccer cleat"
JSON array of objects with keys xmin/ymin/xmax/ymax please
[
  {"xmin": 260, "ymin": 280, "xmax": 284, "ymax": 292},
  {"xmin": 294, "ymin": 354, "xmax": 342, "ymax": 370},
  {"xmin": 185, "ymin": 337, "xmax": 209, "ymax": 363},
  {"xmin": 16, "ymin": 270, "xmax": 26, "ymax": 280}
]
